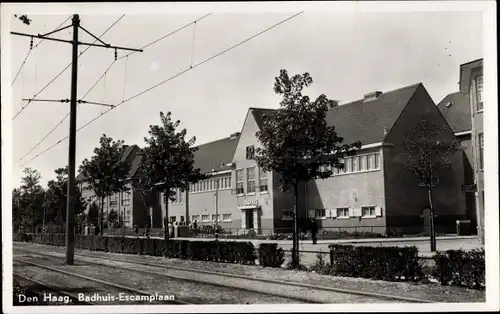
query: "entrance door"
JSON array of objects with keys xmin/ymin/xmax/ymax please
[{"xmin": 246, "ymin": 209, "xmax": 254, "ymax": 229}]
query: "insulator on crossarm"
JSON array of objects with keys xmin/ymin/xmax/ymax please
[
  {"xmin": 30, "ymin": 37, "xmax": 33, "ymax": 50},
  {"xmin": 114, "ymin": 48, "xmax": 117, "ymax": 61}
]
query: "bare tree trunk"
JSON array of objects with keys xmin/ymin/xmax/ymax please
[
  {"xmin": 100, "ymin": 197, "xmax": 105, "ymax": 235},
  {"xmin": 164, "ymin": 189, "xmax": 170, "ymax": 242},
  {"xmin": 428, "ymin": 188, "xmax": 436, "ymax": 252},
  {"xmin": 292, "ymin": 182, "xmax": 299, "ymax": 269}
]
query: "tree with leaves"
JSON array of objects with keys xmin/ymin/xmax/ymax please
[
  {"xmin": 18, "ymin": 168, "xmax": 46, "ymax": 233},
  {"xmin": 14, "ymin": 14, "xmax": 32, "ymax": 25},
  {"xmin": 255, "ymin": 70, "xmax": 361, "ymax": 268},
  {"xmin": 87, "ymin": 202, "xmax": 100, "ymax": 229},
  {"xmin": 79, "ymin": 134, "xmax": 131, "ymax": 235},
  {"xmin": 12, "ymin": 188, "xmax": 27, "ymax": 232},
  {"xmin": 137, "ymin": 111, "xmax": 205, "ymax": 241},
  {"xmin": 401, "ymin": 119, "xmax": 460, "ymax": 252},
  {"xmin": 44, "ymin": 167, "xmax": 87, "ymax": 228},
  {"xmin": 108, "ymin": 209, "xmax": 119, "ymax": 228}
]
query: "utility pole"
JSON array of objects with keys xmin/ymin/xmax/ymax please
[
  {"xmin": 11, "ymin": 14, "xmax": 142, "ymax": 265},
  {"xmin": 214, "ymin": 174, "xmax": 219, "ymax": 239}
]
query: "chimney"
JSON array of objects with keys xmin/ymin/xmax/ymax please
[
  {"xmin": 122, "ymin": 145, "xmax": 129, "ymax": 150},
  {"xmin": 328, "ymin": 100, "xmax": 339, "ymax": 108},
  {"xmin": 363, "ymin": 91, "xmax": 383, "ymax": 102},
  {"xmin": 230, "ymin": 132, "xmax": 241, "ymax": 139}
]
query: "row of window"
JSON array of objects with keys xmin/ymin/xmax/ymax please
[
  {"xmin": 476, "ymin": 75, "xmax": 483, "ymax": 111},
  {"xmin": 190, "ymin": 213, "xmax": 232, "ymax": 223},
  {"xmin": 88, "ymin": 192, "xmax": 131, "ymax": 207},
  {"xmin": 294, "ymin": 206, "xmax": 382, "ymax": 220},
  {"xmin": 236, "ymin": 167, "xmax": 268, "ymax": 195},
  {"xmin": 190, "ymin": 176, "xmax": 232, "ymax": 193},
  {"xmin": 320, "ymin": 153, "xmax": 380, "ymax": 175},
  {"xmin": 479, "ymin": 133, "xmax": 484, "ymax": 170}
]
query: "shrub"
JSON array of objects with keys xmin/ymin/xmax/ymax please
[
  {"xmin": 434, "ymin": 249, "xmax": 485, "ymax": 290},
  {"xmin": 141, "ymin": 239, "xmax": 156, "ymax": 256},
  {"xmin": 122, "ymin": 238, "xmax": 142, "ymax": 255},
  {"xmin": 93, "ymin": 236, "xmax": 109, "ymax": 252},
  {"xmin": 108, "ymin": 237, "xmax": 126, "ymax": 253},
  {"xmin": 326, "ymin": 244, "xmax": 423, "ymax": 282},
  {"xmin": 258, "ymin": 243, "xmax": 285, "ymax": 268}
]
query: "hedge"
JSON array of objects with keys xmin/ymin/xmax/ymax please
[
  {"xmin": 325, "ymin": 244, "xmax": 424, "ymax": 282},
  {"xmin": 14, "ymin": 233, "xmax": 256, "ymax": 266},
  {"xmin": 258, "ymin": 243, "xmax": 284, "ymax": 268},
  {"xmin": 434, "ymin": 249, "xmax": 485, "ymax": 290}
]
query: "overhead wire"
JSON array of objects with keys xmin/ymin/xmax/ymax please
[
  {"xmin": 12, "ymin": 14, "xmax": 126, "ymax": 121},
  {"xmin": 18, "ymin": 13, "xmax": 212, "ymax": 163},
  {"xmin": 20, "ymin": 12, "xmax": 304, "ymax": 167},
  {"xmin": 11, "ymin": 15, "xmax": 71, "ymax": 86}
]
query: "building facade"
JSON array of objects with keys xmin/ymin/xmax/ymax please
[
  {"xmin": 77, "ymin": 145, "xmax": 163, "ymax": 230},
  {"xmin": 163, "ymin": 82, "xmax": 467, "ymax": 235},
  {"xmin": 459, "ymin": 59, "xmax": 484, "ymax": 241}
]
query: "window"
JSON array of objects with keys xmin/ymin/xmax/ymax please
[
  {"xmin": 180, "ymin": 216, "xmax": 185, "ymax": 223},
  {"xmin": 176, "ymin": 189, "xmax": 183, "ymax": 204},
  {"xmin": 170, "ymin": 216, "xmax": 176, "ymax": 223},
  {"xmin": 353, "ymin": 157, "xmax": 359, "ymax": 172},
  {"xmin": 211, "ymin": 214, "xmax": 220, "ymax": 222},
  {"xmin": 359, "ymin": 156, "xmax": 366, "ymax": 171},
  {"xmin": 209, "ymin": 180, "xmax": 213, "ymax": 191},
  {"xmin": 201, "ymin": 215, "xmax": 210, "ymax": 222},
  {"xmin": 337, "ymin": 208, "xmax": 349, "ymax": 218},
  {"xmin": 121, "ymin": 191, "xmax": 130, "ymax": 205},
  {"xmin": 227, "ymin": 176, "xmax": 232, "ymax": 188},
  {"xmin": 476, "ymin": 75, "xmax": 483, "ymax": 111},
  {"xmin": 246, "ymin": 145, "xmax": 255, "ymax": 160},
  {"xmin": 345, "ymin": 157, "xmax": 352, "ymax": 172},
  {"xmin": 374, "ymin": 153, "xmax": 379, "ymax": 169},
  {"xmin": 259, "ymin": 167, "xmax": 268, "ymax": 192},
  {"xmin": 236, "ymin": 169, "xmax": 244, "ymax": 195},
  {"xmin": 110, "ymin": 195, "xmax": 117, "ymax": 207},
  {"xmin": 283, "ymin": 210, "xmax": 293, "ymax": 220},
  {"xmin": 367, "ymin": 154, "xmax": 375, "ymax": 170},
  {"xmin": 315, "ymin": 209, "xmax": 326, "ymax": 218},
  {"xmin": 222, "ymin": 213, "xmax": 232, "ymax": 221},
  {"xmin": 362, "ymin": 206, "xmax": 376, "ymax": 217},
  {"xmin": 479, "ymin": 133, "xmax": 484, "ymax": 170},
  {"xmin": 247, "ymin": 167, "xmax": 256, "ymax": 193},
  {"xmin": 192, "ymin": 215, "xmax": 200, "ymax": 222}
]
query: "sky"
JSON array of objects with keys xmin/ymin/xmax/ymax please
[{"xmin": 5, "ymin": 4, "xmax": 484, "ymax": 188}]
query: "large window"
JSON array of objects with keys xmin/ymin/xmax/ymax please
[
  {"xmin": 222, "ymin": 213, "xmax": 232, "ymax": 221},
  {"xmin": 201, "ymin": 215, "xmax": 210, "ymax": 222},
  {"xmin": 192, "ymin": 214, "xmax": 200, "ymax": 222},
  {"xmin": 476, "ymin": 75, "xmax": 483, "ymax": 111},
  {"xmin": 236, "ymin": 169, "xmax": 244, "ymax": 195},
  {"xmin": 282, "ymin": 210, "xmax": 293, "ymax": 220},
  {"xmin": 121, "ymin": 191, "xmax": 130, "ymax": 206},
  {"xmin": 110, "ymin": 194, "xmax": 117, "ymax": 207},
  {"xmin": 211, "ymin": 214, "xmax": 220, "ymax": 222},
  {"xmin": 259, "ymin": 167, "xmax": 268, "ymax": 192},
  {"xmin": 315, "ymin": 209, "xmax": 326, "ymax": 218},
  {"xmin": 362, "ymin": 206, "xmax": 376, "ymax": 217},
  {"xmin": 247, "ymin": 167, "xmax": 256, "ymax": 194},
  {"xmin": 170, "ymin": 216, "xmax": 176, "ymax": 223},
  {"xmin": 335, "ymin": 153, "xmax": 380, "ymax": 175},
  {"xmin": 479, "ymin": 133, "xmax": 484, "ymax": 170},
  {"xmin": 337, "ymin": 208, "xmax": 349, "ymax": 218}
]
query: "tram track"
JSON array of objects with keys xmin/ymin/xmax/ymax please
[{"xmin": 14, "ymin": 244, "xmax": 435, "ymax": 304}]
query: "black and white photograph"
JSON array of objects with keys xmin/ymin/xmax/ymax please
[{"xmin": 1, "ymin": 1, "xmax": 498, "ymax": 313}]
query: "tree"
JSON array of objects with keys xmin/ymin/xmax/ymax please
[
  {"xmin": 19, "ymin": 168, "xmax": 45, "ymax": 233},
  {"xmin": 137, "ymin": 111, "xmax": 205, "ymax": 241},
  {"xmin": 14, "ymin": 14, "xmax": 32, "ymax": 25},
  {"xmin": 87, "ymin": 202, "xmax": 100, "ymax": 228},
  {"xmin": 44, "ymin": 167, "xmax": 87, "ymax": 227},
  {"xmin": 255, "ymin": 70, "xmax": 361, "ymax": 268},
  {"xmin": 108, "ymin": 209, "xmax": 119, "ymax": 228},
  {"xmin": 79, "ymin": 134, "xmax": 131, "ymax": 235},
  {"xmin": 12, "ymin": 188, "xmax": 27, "ymax": 232},
  {"xmin": 401, "ymin": 119, "xmax": 460, "ymax": 252}
]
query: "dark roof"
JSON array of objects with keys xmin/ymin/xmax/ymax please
[
  {"xmin": 250, "ymin": 83, "xmax": 421, "ymax": 146},
  {"xmin": 193, "ymin": 135, "xmax": 240, "ymax": 174},
  {"xmin": 76, "ymin": 145, "xmax": 141, "ymax": 182},
  {"xmin": 325, "ymin": 83, "xmax": 421, "ymax": 145},
  {"xmin": 437, "ymin": 92, "xmax": 471, "ymax": 133},
  {"xmin": 251, "ymin": 108, "xmax": 276, "ymax": 130}
]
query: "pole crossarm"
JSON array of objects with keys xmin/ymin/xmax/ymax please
[
  {"xmin": 39, "ymin": 23, "xmax": 72, "ymax": 37},
  {"xmin": 11, "ymin": 31, "xmax": 143, "ymax": 52},
  {"xmin": 77, "ymin": 100, "xmax": 115, "ymax": 108},
  {"xmin": 78, "ymin": 25, "xmax": 109, "ymax": 47},
  {"xmin": 22, "ymin": 98, "xmax": 70, "ymax": 103}
]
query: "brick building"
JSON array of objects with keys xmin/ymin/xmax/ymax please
[{"xmin": 163, "ymin": 82, "xmax": 467, "ymax": 235}]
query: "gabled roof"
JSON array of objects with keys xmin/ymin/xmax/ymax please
[
  {"xmin": 437, "ymin": 92, "xmax": 471, "ymax": 133},
  {"xmin": 251, "ymin": 108, "xmax": 276, "ymax": 130},
  {"xmin": 193, "ymin": 135, "xmax": 241, "ymax": 174},
  {"xmin": 250, "ymin": 83, "xmax": 421, "ymax": 146},
  {"xmin": 76, "ymin": 145, "xmax": 141, "ymax": 182}
]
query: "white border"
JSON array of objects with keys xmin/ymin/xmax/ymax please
[{"xmin": 2, "ymin": 1, "xmax": 498, "ymax": 313}]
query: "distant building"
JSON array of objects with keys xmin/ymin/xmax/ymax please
[
  {"xmin": 164, "ymin": 82, "xmax": 467, "ymax": 235},
  {"xmin": 77, "ymin": 145, "xmax": 162, "ymax": 230}
]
